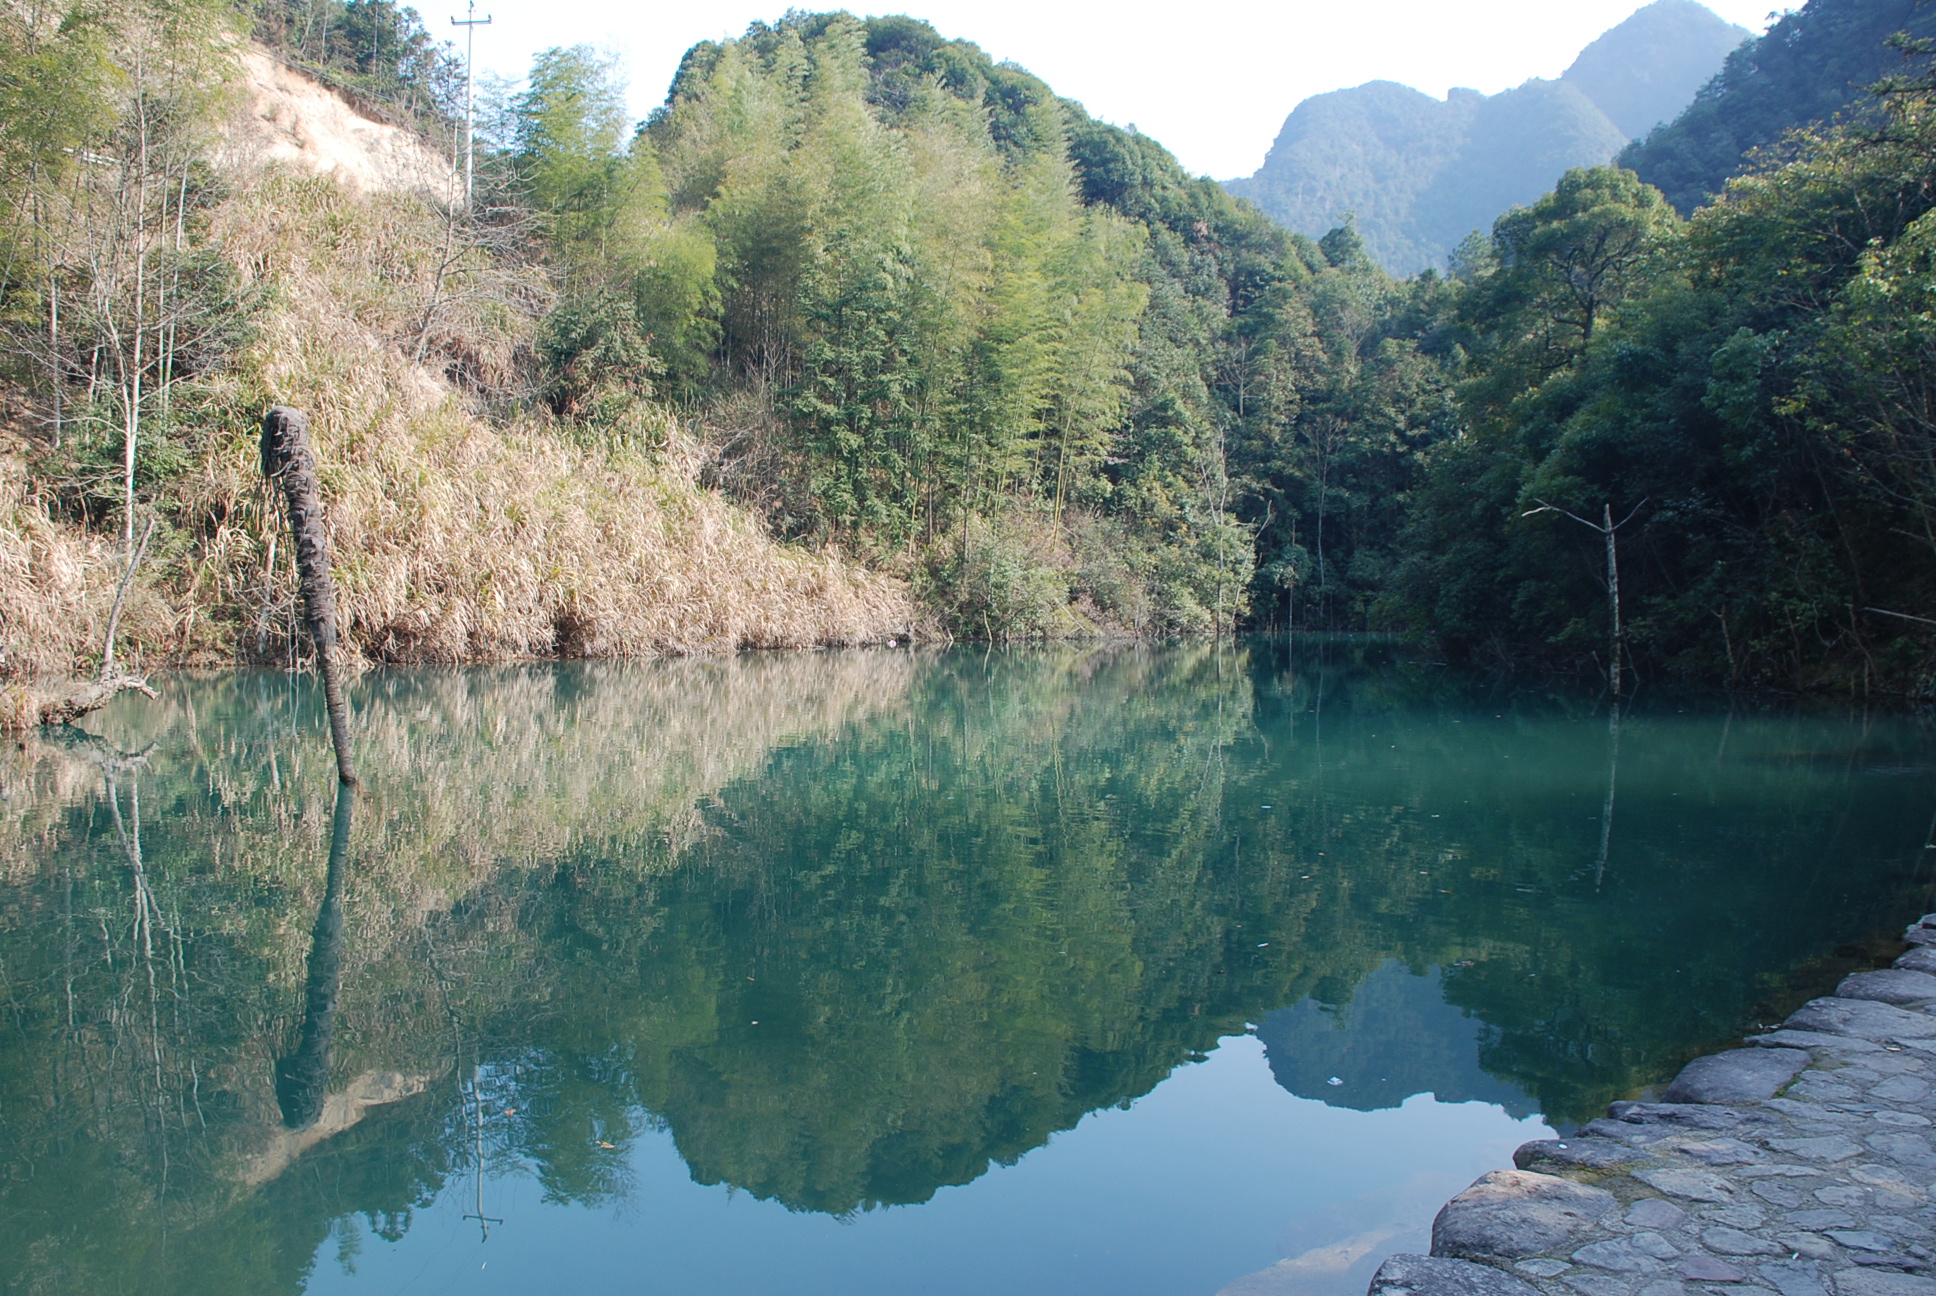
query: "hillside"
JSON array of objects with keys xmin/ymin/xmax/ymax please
[
  {"xmin": 1225, "ymin": 0, "xmax": 1746, "ymax": 273},
  {"xmin": 224, "ymin": 48, "xmax": 455, "ymax": 195},
  {"xmin": 10, "ymin": 2, "xmax": 1936, "ymax": 691},
  {"xmin": 1623, "ymin": 0, "xmax": 1936, "ymax": 213},
  {"xmin": 0, "ymin": 38, "xmax": 912, "ymax": 675},
  {"xmin": 1, "ymin": 4, "xmax": 1310, "ymax": 673}
]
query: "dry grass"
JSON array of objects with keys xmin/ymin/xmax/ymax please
[
  {"xmin": 0, "ymin": 452, "xmax": 177, "ymax": 677},
  {"xmin": 0, "ymin": 168, "xmax": 914, "ymax": 676}
]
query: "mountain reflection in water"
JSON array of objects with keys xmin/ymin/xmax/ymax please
[
  {"xmin": 1259, "ymin": 963, "xmax": 1537, "ymax": 1117},
  {"xmin": 1, "ymin": 644, "xmax": 1932, "ymax": 1296}
]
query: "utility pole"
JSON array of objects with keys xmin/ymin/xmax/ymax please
[{"xmin": 450, "ymin": 0, "xmax": 492, "ymax": 206}]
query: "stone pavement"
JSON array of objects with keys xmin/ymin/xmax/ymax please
[{"xmin": 1370, "ymin": 916, "xmax": 1936, "ymax": 1296}]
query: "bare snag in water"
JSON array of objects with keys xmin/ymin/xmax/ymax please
[
  {"xmin": 25, "ymin": 676, "xmax": 160, "ymax": 728},
  {"xmin": 261, "ymin": 406, "xmax": 359, "ymax": 787}
]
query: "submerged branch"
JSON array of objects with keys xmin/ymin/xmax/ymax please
[{"xmin": 7, "ymin": 674, "xmax": 159, "ymax": 731}]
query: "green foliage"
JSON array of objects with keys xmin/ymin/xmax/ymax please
[
  {"xmin": 628, "ymin": 13, "xmax": 1231, "ymax": 624},
  {"xmin": 1458, "ymin": 168, "xmax": 1680, "ymax": 420},
  {"xmin": 1226, "ymin": 224, "xmax": 1460, "ymax": 631},
  {"xmin": 916, "ymin": 507, "xmax": 1072, "ymax": 640},
  {"xmin": 1388, "ymin": 74, "xmax": 1936, "ymax": 689},
  {"xmin": 19, "ymin": 0, "xmax": 1936, "ymax": 677},
  {"xmin": 535, "ymin": 287, "xmax": 659, "ymax": 418},
  {"xmin": 0, "ymin": 0, "xmax": 260, "ymax": 539},
  {"xmin": 512, "ymin": 46, "xmax": 720, "ymax": 400},
  {"xmin": 513, "ymin": 46, "xmax": 631, "ymax": 258},
  {"xmin": 1622, "ymin": 0, "xmax": 1936, "ymax": 214}
]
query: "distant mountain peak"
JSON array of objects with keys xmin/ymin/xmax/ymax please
[
  {"xmin": 1224, "ymin": 1, "xmax": 1749, "ymax": 274},
  {"xmin": 1563, "ymin": 0, "xmax": 1753, "ymax": 138}
]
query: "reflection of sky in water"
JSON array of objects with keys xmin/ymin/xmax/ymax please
[
  {"xmin": 1260, "ymin": 963, "xmax": 1537, "ymax": 1118},
  {"xmin": 305, "ymin": 1030, "xmax": 1545, "ymax": 1296}
]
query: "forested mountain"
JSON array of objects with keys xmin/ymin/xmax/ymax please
[
  {"xmin": 0, "ymin": 2, "xmax": 1391, "ymax": 655},
  {"xmin": 1563, "ymin": 0, "xmax": 1752, "ymax": 139},
  {"xmin": 9, "ymin": 0, "xmax": 1936, "ymax": 692},
  {"xmin": 1622, "ymin": 0, "xmax": 1936, "ymax": 212},
  {"xmin": 1225, "ymin": 0, "xmax": 1747, "ymax": 274}
]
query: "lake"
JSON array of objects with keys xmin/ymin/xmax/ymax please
[{"xmin": 3, "ymin": 643, "xmax": 1932, "ymax": 1295}]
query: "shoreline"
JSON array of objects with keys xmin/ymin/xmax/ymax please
[{"xmin": 1377, "ymin": 914, "xmax": 1936, "ymax": 1296}]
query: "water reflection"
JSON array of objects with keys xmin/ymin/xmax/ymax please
[
  {"xmin": 1259, "ymin": 963, "xmax": 1536, "ymax": 1117},
  {"xmin": 276, "ymin": 785, "xmax": 355, "ymax": 1131},
  {"xmin": 0, "ymin": 644, "xmax": 1932, "ymax": 1295}
]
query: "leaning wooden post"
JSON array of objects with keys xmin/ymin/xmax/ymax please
[{"xmin": 261, "ymin": 407, "xmax": 358, "ymax": 788}]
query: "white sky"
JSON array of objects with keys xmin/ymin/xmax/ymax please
[{"xmin": 464, "ymin": 0, "xmax": 1789, "ymax": 181}]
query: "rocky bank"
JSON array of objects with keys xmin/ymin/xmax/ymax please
[{"xmin": 1374, "ymin": 916, "xmax": 1936, "ymax": 1296}]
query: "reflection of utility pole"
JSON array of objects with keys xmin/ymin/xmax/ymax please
[
  {"xmin": 462, "ymin": 1067, "xmax": 503, "ymax": 1240},
  {"xmin": 450, "ymin": 0, "xmax": 492, "ymax": 206},
  {"xmin": 1523, "ymin": 499, "xmax": 1647, "ymax": 696}
]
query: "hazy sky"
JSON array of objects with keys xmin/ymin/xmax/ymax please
[{"xmin": 464, "ymin": 0, "xmax": 1787, "ymax": 180}]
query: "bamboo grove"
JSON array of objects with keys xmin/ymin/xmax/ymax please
[{"xmin": 7, "ymin": 0, "xmax": 1936, "ymax": 690}]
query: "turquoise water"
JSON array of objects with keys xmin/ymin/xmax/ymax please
[{"xmin": 2, "ymin": 644, "xmax": 1932, "ymax": 1295}]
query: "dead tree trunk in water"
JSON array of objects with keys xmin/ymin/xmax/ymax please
[
  {"xmin": 261, "ymin": 407, "xmax": 358, "ymax": 787},
  {"xmin": 1524, "ymin": 498, "xmax": 1648, "ymax": 698}
]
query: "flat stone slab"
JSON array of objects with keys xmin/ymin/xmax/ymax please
[
  {"xmin": 1784, "ymin": 998, "xmax": 1936, "ymax": 1041},
  {"xmin": 1834, "ymin": 1272, "xmax": 1936, "ymax": 1296},
  {"xmin": 1869, "ymin": 1076, "xmax": 1932, "ymax": 1102},
  {"xmin": 1895, "ymin": 948, "xmax": 1936, "ymax": 975},
  {"xmin": 1572, "ymin": 1238, "xmax": 1667, "ymax": 1273},
  {"xmin": 1752, "ymin": 1030, "xmax": 1886, "ymax": 1054},
  {"xmin": 1632, "ymin": 1167, "xmax": 1738, "ymax": 1203},
  {"xmin": 1867, "ymin": 1132, "xmax": 1936, "ymax": 1171},
  {"xmin": 1706, "ymin": 1225, "xmax": 1786, "ymax": 1256},
  {"xmin": 1829, "ymin": 1232, "xmax": 1904, "ymax": 1253},
  {"xmin": 1765, "ymin": 1135, "xmax": 1864, "ymax": 1162},
  {"xmin": 1370, "ymin": 1254, "xmax": 1545, "ymax": 1296},
  {"xmin": 1683, "ymin": 1255, "xmax": 1751, "ymax": 1282},
  {"xmin": 1673, "ymin": 1137, "xmax": 1769, "ymax": 1165},
  {"xmin": 1902, "ymin": 916, "xmax": 1936, "ymax": 948},
  {"xmin": 1764, "ymin": 1259, "xmax": 1832, "ymax": 1296},
  {"xmin": 1581, "ymin": 1118, "xmax": 1675, "ymax": 1147},
  {"xmin": 1432, "ymin": 1171, "xmax": 1617, "ymax": 1261},
  {"xmin": 1516, "ymin": 1139, "xmax": 1646, "ymax": 1171},
  {"xmin": 1791, "ymin": 1211, "xmax": 1859, "ymax": 1230},
  {"xmin": 1625, "ymin": 1199, "xmax": 1688, "ymax": 1230},
  {"xmin": 1664, "ymin": 1049, "xmax": 1810, "ymax": 1103},
  {"xmin": 1838, "ymin": 970, "xmax": 1936, "ymax": 1005},
  {"xmin": 1517, "ymin": 1260, "xmax": 1571, "ymax": 1279}
]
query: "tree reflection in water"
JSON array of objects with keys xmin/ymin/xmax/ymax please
[{"xmin": 0, "ymin": 645, "xmax": 1932, "ymax": 1294}]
